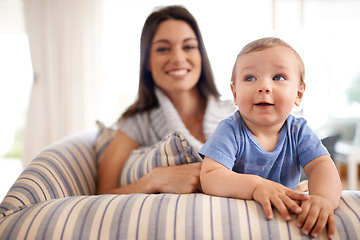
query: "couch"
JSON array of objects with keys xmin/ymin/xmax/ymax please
[{"xmin": 1, "ymin": 130, "xmax": 360, "ymax": 239}]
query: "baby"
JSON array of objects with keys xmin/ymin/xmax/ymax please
[{"xmin": 199, "ymin": 37, "xmax": 342, "ymax": 239}]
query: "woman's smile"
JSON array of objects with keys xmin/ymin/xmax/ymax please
[{"xmin": 166, "ymin": 68, "xmax": 189, "ymax": 77}]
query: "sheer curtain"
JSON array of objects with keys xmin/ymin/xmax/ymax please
[{"xmin": 22, "ymin": 0, "xmax": 104, "ymax": 166}]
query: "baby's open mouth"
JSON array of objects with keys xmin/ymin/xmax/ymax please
[{"xmin": 255, "ymin": 102, "xmax": 274, "ymax": 106}]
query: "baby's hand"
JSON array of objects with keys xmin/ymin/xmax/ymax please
[
  {"xmin": 252, "ymin": 179, "xmax": 309, "ymax": 221},
  {"xmin": 297, "ymin": 195, "xmax": 336, "ymax": 239}
]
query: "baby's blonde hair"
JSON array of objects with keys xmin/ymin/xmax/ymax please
[{"xmin": 231, "ymin": 37, "xmax": 305, "ymax": 86}]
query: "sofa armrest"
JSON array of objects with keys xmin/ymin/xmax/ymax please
[
  {"xmin": 0, "ymin": 131, "xmax": 97, "ymax": 217},
  {"xmin": 1, "ymin": 191, "xmax": 359, "ymax": 239}
]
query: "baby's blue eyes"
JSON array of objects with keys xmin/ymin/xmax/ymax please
[
  {"xmin": 244, "ymin": 75, "xmax": 286, "ymax": 82},
  {"xmin": 245, "ymin": 76, "xmax": 256, "ymax": 82},
  {"xmin": 273, "ymin": 75, "xmax": 285, "ymax": 81}
]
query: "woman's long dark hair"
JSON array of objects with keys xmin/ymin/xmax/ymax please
[{"xmin": 120, "ymin": 5, "xmax": 219, "ymax": 120}]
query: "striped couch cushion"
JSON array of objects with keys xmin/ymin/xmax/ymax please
[
  {"xmin": 0, "ymin": 132, "xmax": 97, "ymax": 218},
  {"xmin": 120, "ymin": 131, "xmax": 202, "ymax": 187},
  {"xmin": 94, "ymin": 121, "xmax": 116, "ymax": 162},
  {"xmin": 94, "ymin": 121, "xmax": 202, "ymax": 187},
  {"xmin": 0, "ymin": 191, "xmax": 359, "ymax": 239}
]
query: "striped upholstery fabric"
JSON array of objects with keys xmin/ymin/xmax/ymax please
[
  {"xmin": 0, "ymin": 132, "xmax": 97, "ymax": 218},
  {"xmin": 1, "ymin": 132, "xmax": 360, "ymax": 239},
  {"xmin": 0, "ymin": 192, "xmax": 360, "ymax": 239},
  {"xmin": 94, "ymin": 121, "xmax": 116, "ymax": 163},
  {"xmin": 120, "ymin": 131, "xmax": 202, "ymax": 187}
]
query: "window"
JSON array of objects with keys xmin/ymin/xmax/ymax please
[
  {"xmin": 301, "ymin": 0, "xmax": 360, "ymax": 121},
  {"xmin": 0, "ymin": 0, "xmax": 32, "ymax": 158}
]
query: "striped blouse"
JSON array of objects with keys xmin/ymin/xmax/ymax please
[{"xmin": 117, "ymin": 87, "xmax": 237, "ymax": 151}]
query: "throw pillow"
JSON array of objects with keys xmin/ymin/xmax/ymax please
[
  {"xmin": 94, "ymin": 120, "xmax": 116, "ymax": 163},
  {"xmin": 119, "ymin": 131, "xmax": 202, "ymax": 187}
]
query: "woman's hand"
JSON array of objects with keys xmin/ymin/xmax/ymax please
[{"xmin": 148, "ymin": 162, "xmax": 202, "ymax": 194}]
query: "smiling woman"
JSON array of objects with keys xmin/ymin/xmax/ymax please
[
  {"xmin": 96, "ymin": 5, "xmax": 237, "ymax": 196},
  {"xmin": 149, "ymin": 20, "xmax": 202, "ymax": 96}
]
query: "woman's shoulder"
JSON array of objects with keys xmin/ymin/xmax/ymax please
[
  {"xmin": 119, "ymin": 106, "xmax": 160, "ymax": 120},
  {"xmin": 115, "ymin": 106, "xmax": 165, "ymax": 145}
]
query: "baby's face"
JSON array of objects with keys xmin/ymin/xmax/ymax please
[{"xmin": 231, "ymin": 45, "xmax": 305, "ymax": 129}]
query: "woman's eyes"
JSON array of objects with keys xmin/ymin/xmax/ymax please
[
  {"xmin": 156, "ymin": 47, "xmax": 170, "ymax": 52},
  {"xmin": 155, "ymin": 45, "xmax": 197, "ymax": 53},
  {"xmin": 184, "ymin": 45, "xmax": 197, "ymax": 50}
]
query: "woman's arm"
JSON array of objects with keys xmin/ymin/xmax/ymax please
[
  {"xmin": 96, "ymin": 130, "xmax": 202, "ymax": 195},
  {"xmin": 97, "ymin": 130, "xmax": 140, "ymax": 194}
]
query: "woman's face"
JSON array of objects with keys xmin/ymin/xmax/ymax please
[{"xmin": 149, "ymin": 19, "xmax": 202, "ymax": 95}]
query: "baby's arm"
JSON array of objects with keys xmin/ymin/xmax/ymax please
[
  {"xmin": 200, "ymin": 157, "xmax": 309, "ymax": 221},
  {"xmin": 299, "ymin": 155, "xmax": 342, "ymax": 239}
]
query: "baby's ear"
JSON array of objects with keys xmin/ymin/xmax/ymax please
[
  {"xmin": 295, "ymin": 84, "xmax": 306, "ymax": 106},
  {"xmin": 230, "ymin": 83, "xmax": 237, "ymax": 105}
]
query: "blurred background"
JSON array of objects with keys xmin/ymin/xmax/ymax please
[{"xmin": 1, "ymin": 0, "xmax": 360, "ymax": 199}]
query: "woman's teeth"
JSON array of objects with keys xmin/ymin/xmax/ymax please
[{"xmin": 168, "ymin": 69, "xmax": 188, "ymax": 76}]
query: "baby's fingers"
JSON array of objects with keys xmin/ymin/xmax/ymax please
[
  {"xmin": 271, "ymin": 196, "xmax": 292, "ymax": 221},
  {"xmin": 296, "ymin": 201, "xmax": 310, "ymax": 229},
  {"xmin": 327, "ymin": 213, "xmax": 336, "ymax": 239},
  {"xmin": 281, "ymin": 194, "xmax": 303, "ymax": 215},
  {"xmin": 261, "ymin": 201, "xmax": 274, "ymax": 220},
  {"xmin": 301, "ymin": 214, "xmax": 318, "ymax": 236},
  {"xmin": 286, "ymin": 190, "xmax": 309, "ymax": 201},
  {"xmin": 298, "ymin": 204, "xmax": 321, "ymax": 236},
  {"xmin": 308, "ymin": 209, "xmax": 329, "ymax": 238}
]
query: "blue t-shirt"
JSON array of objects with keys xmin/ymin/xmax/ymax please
[{"xmin": 198, "ymin": 111, "xmax": 329, "ymax": 189}]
